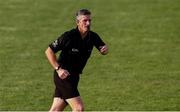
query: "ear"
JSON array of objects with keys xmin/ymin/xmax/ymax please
[
  {"xmin": 76, "ymin": 19, "xmax": 80, "ymax": 25},
  {"xmin": 76, "ymin": 19, "xmax": 79, "ymax": 23}
]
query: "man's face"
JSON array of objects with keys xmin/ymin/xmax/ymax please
[{"xmin": 77, "ymin": 15, "xmax": 91, "ymax": 33}]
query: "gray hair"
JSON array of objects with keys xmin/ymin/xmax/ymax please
[{"xmin": 76, "ymin": 9, "xmax": 91, "ymax": 21}]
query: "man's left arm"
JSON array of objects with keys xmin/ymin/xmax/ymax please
[{"xmin": 93, "ymin": 33, "xmax": 108, "ymax": 55}]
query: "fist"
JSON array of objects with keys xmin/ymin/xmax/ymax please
[
  {"xmin": 99, "ymin": 45, "xmax": 108, "ymax": 55},
  {"xmin": 56, "ymin": 68, "xmax": 70, "ymax": 79}
]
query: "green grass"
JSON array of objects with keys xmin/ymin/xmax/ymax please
[{"xmin": 0, "ymin": 0, "xmax": 180, "ymax": 111}]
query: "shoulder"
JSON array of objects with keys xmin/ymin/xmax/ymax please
[
  {"xmin": 62, "ymin": 28, "xmax": 76, "ymax": 37},
  {"xmin": 89, "ymin": 30, "xmax": 101, "ymax": 40},
  {"xmin": 89, "ymin": 30, "xmax": 99, "ymax": 37},
  {"xmin": 59, "ymin": 28, "xmax": 77, "ymax": 40}
]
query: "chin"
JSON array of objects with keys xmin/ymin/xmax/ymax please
[
  {"xmin": 84, "ymin": 27, "xmax": 90, "ymax": 31},
  {"xmin": 83, "ymin": 29, "xmax": 89, "ymax": 33},
  {"xmin": 86, "ymin": 28, "xmax": 90, "ymax": 32}
]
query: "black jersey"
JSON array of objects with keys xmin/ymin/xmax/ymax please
[{"xmin": 49, "ymin": 28, "xmax": 105, "ymax": 74}]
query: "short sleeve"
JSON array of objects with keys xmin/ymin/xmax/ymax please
[
  {"xmin": 93, "ymin": 33, "xmax": 105, "ymax": 50},
  {"xmin": 49, "ymin": 32, "xmax": 68, "ymax": 53}
]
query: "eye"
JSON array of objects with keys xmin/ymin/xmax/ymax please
[{"xmin": 83, "ymin": 19, "xmax": 91, "ymax": 22}]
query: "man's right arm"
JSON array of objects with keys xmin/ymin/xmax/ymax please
[
  {"xmin": 45, "ymin": 47, "xmax": 60, "ymax": 69},
  {"xmin": 45, "ymin": 47, "xmax": 69, "ymax": 79}
]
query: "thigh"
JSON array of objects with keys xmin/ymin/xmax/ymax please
[
  {"xmin": 49, "ymin": 97, "xmax": 67, "ymax": 111},
  {"xmin": 66, "ymin": 96, "xmax": 84, "ymax": 110}
]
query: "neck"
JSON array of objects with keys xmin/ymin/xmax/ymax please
[
  {"xmin": 81, "ymin": 31, "xmax": 88, "ymax": 39},
  {"xmin": 78, "ymin": 27, "xmax": 88, "ymax": 39}
]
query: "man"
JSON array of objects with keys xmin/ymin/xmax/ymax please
[{"xmin": 45, "ymin": 9, "xmax": 108, "ymax": 111}]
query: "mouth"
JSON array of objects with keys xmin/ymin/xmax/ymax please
[{"xmin": 86, "ymin": 26, "xmax": 90, "ymax": 30}]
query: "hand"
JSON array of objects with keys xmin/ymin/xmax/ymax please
[
  {"xmin": 99, "ymin": 45, "xmax": 108, "ymax": 55},
  {"xmin": 56, "ymin": 68, "xmax": 70, "ymax": 79}
]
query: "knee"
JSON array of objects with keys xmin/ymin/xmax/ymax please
[
  {"xmin": 49, "ymin": 106, "xmax": 60, "ymax": 112},
  {"xmin": 73, "ymin": 104, "xmax": 84, "ymax": 111},
  {"xmin": 49, "ymin": 107, "xmax": 58, "ymax": 112}
]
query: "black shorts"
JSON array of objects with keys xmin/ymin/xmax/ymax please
[{"xmin": 53, "ymin": 71, "xmax": 80, "ymax": 100}]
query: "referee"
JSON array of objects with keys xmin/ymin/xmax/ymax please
[{"xmin": 45, "ymin": 9, "xmax": 108, "ymax": 111}]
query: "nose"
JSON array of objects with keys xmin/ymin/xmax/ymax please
[{"xmin": 86, "ymin": 20, "xmax": 90, "ymax": 26}]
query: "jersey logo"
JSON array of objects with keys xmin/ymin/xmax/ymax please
[
  {"xmin": 52, "ymin": 40, "xmax": 58, "ymax": 47},
  {"xmin": 72, "ymin": 48, "xmax": 79, "ymax": 52}
]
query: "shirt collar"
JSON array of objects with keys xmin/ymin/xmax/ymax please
[{"xmin": 75, "ymin": 27, "xmax": 90, "ymax": 40}]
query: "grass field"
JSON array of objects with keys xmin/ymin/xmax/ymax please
[{"xmin": 0, "ymin": 0, "xmax": 180, "ymax": 111}]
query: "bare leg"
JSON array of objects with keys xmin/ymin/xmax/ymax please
[
  {"xmin": 66, "ymin": 96, "xmax": 84, "ymax": 112},
  {"xmin": 49, "ymin": 97, "xmax": 67, "ymax": 112}
]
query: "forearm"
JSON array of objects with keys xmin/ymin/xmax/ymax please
[{"xmin": 45, "ymin": 47, "xmax": 60, "ymax": 69}]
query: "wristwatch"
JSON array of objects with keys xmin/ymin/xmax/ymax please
[{"xmin": 55, "ymin": 65, "xmax": 61, "ymax": 71}]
